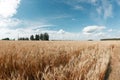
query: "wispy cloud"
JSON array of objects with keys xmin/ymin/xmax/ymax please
[
  {"xmin": 116, "ymin": 0, "xmax": 120, "ymax": 5},
  {"xmin": 52, "ymin": 15, "xmax": 71, "ymax": 19},
  {"xmin": 0, "ymin": 19, "xmax": 56, "ymax": 39},
  {"xmin": 0, "ymin": 18, "xmax": 21, "ymax": 29},
  {"xmin": 60, "ymin": 0, "xmax": 113, "ymax": 19},
  {"xmin": 95, "ymin": 32, "xmax": 105, "ymax": 37},
  {"xmin": 96, "ymin": 7, "xmax": 102, "ymax": 16},
  {"xmin": 98, "ymin": 0, "xmax": 113, "ymax": 19}
]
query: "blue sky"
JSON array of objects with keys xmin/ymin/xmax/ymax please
[{"xmin": 0, "ymin": 0, "xmax": 120, "ymax": 40}]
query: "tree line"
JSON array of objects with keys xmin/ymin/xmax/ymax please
[
  {"xmin": 2, "ymin": 33, "xmax": 49, "ymax": 41},
  {"xmin": 30, "ymin": 33, "xmax": 49, "ymax": 41}
]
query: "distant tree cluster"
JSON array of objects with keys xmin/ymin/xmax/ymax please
[
  {"xmin": 1, "ymin": 33, "xmax": 49, "ymax": 41},
  {"xmin": 101, "ymin": 38, "xmax": 120, "ymax": 41},
  {"xmin": 18, "ymin": 37, "xmax": 29, "ymax": 40},
  {"xmin": 2, "ymin": 38, "xmax": 10, "ymax": 40},
  {"xmin": 30, "ymin": 33, "xmax": 49, "ymax": 41}
]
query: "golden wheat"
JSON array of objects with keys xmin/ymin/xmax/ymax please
[{"xmin": 0, "ymin": 41, "xmax": 114, "ymax": 80}]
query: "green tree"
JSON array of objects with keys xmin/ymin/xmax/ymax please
[
  {"xmin": 26, "ymin": 38, "xmax": 29, "ymax": 40},
  {"xmin": 35, "ymin": 34, "xmax": 39, "ymax": 40},
  {"xmin": 43, "ymin": 33, "xmax": 49, "ymax": 41},
  {"xmin": 2, "ymin": 38, "xmax": 10, "ymax": 40},
  {"xmin": 18, "ymin": 37, "xmax": 29, "ymax": 40},
  {"xmin": 40, "ymin": 33, "xmax": 44, "ymax": 40},
  {"xmin": 30, "ymin": 35, "xmax": 34, "ymax": 40}
]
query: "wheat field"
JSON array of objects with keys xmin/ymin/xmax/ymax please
[{"xmin": 0, "ymin": 41, "xmax": 119, "ymax": 80}]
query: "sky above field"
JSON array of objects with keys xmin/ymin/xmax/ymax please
[{"xmin": 0, "ymin": 0, "xmax": 120, "ymax": 40}]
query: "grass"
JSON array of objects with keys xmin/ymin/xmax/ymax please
[{"xmin": 0, "ymin": 41, "xmax": 115, "ymax": 80}]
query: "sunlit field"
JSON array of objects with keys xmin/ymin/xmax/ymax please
[{"xmin": 0, "ymin": 41, "xmax": 119, "ymax": 80}]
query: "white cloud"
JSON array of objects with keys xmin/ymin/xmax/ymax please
[
  {"xmin": 0, "ymin": 0, "xmax": 21, "ymax": 35},
  {"xmin": 0, "ymin": 20, "xmax": 56, "ymax": 39},
  {"xmin": 57, "ymin": 29, "xmax": 65, "ymax": 34},
  {"xmin": 81, "ymin": 25, "xmax": 120, "ymax": 40},
  {"xmin": 83, "ymin": 25, "xmax": 106, "ymax": 34},
  {"xmin": 95, "ymin": 32, "xmax": 105, "ymax": 37},
  {"xmin": 48, "ymin": 29, "xmax": 82, "ymax": 40},
  {"xmin": 0, "ymin": 0, "xmax": 21, "ymax": 18},
  {"xmin": 0, "ymin": 18, "xmax": 21, "ymax": 28},
  {"xmin": 41, "ymin": 27, "xmax": 109, "ymax": 40},
  {"xmin": 108, "ymin": 29, "xmax": 113, "ymax": 32}
]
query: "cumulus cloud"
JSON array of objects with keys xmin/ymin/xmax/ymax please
[
  {"xmin": 49, "ymin": 28, "xmax": 107, "ymax": 40},
  {"xmin": 0, "ymin": 0, "xmax": 31, "ymax": 39},
  {"xmin": 81, "ymin": 25, "xmax": 119, "ymax": 39},
  {"xmin": 0, "ymin": 0, "xmax": 21, "ymax": 33},
  {"xmin": 0, "ymin": 0, "xmax": 21, "ymax": 18},
  {"xmin": 83, "ymin": 25, "xmax": 106, "ymax": 34},
  {"xmin": 57, "ymin": 29, "xmax": 65, "ymax": 34}
]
